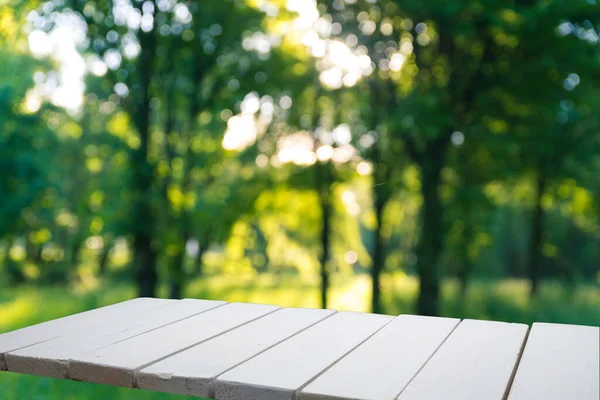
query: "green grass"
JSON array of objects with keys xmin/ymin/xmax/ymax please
[
  {"xmin": 1, "ymin": 273, "xmax": 598, "ymax": 399},
  {"xmin": 0, "ymin": 373, "xmax": 199, "ymax": 400}
]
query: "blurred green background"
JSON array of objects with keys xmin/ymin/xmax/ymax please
[{"xmin": 1, "ymin": 0, "xmax": 599, "ymax": 398}]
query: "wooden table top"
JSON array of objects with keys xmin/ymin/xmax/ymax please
[{"xmin": 1, "ymin": 297, "xmax": 598, "ymax": 399}]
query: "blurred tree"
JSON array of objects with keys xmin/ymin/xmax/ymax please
[
  {"xmin": 0, "ymin": 2, "xmax": 58, "ymax": 283},
  {"xmin": 321, "ymin": 0, "xmax": 600, "ymax": 315},
  {"xmin": 3, "ymin": 0, "xmax": 600, "ymax": 319},
  {"xmin": 0, "ymin": 52, "xmax": 51, "ymax": 240},
  {"xmin": 40, "ymin": 0, "xmax": 275, "ymax": 297},
  {"xmin": 483, "ymin": 3, "xmax": 600, "ymax": 295},
  {"xmin": 0, "ymin": 6, "xmax": 52, "ymax": 241}
]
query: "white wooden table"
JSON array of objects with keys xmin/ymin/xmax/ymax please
[{"xmin": 0, "ymin": 297, "xmax": 598, "ymax": 400}]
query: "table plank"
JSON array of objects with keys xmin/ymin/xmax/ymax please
[
  {"xmin": 138, "ymin": 307, "xmax": 336, "ymax": 397},
  {"xmin": 0, "ymin": 297, "xmax": 168, "ymax": 371},
  {"xmin": 5, "ymin": 298, "xmax": 225, "ymax": 379},
  {"xmin": 507, "ymin": 322, "xmax": 599, "ymax": 400},
  {"xmin": 397, "ymin": 319, "xmax": 528, "ymax": 400},
  {"xmin": 68, "ymin": 302, "xmax": 280, "ymax": 388},
  {"xmin": 300, "ymin": 314, "xmax": 460, "ymax": 400},
  {"xmin": 214, "ymin": 311, "xmax": 393, "ymax": 400}
]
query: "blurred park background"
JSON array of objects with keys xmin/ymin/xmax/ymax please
[{"xmin": 1, "ymin": 0, "xmax": 600, "ymax": 398}]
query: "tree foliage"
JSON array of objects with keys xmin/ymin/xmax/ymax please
[{"xmin": 1, "ymin": 0, "xmax": 599, "ymax": 315}]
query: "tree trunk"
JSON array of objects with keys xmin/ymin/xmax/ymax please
[
  {"xmin": 132, "ymin": 12, "xmax": 158, "ymax": 298},
  {"xmin": 458, "ymin": 220, "xmax": 473, "ymax": 297},
  {"xmin": 415, "ymin": 145, "xmax": 446, "ymax": 316},
  {"xmin": 98, "ymin": 240, "xmax": 112, "ymax": 275},
  {"xmin": 166, "ymin": 33, "xmax": 209, "ymax": 299},
  {"xmin": 169, "ymin": 244, "xmax": 186, "ymax": 299},
  {"xmin": 135, "ymin": 233, "xmax": 157, "ymax": 297},
  {"xmin": 368, "ymin": 121, "xmax": 391, "ymax": 314},
  {"xmin": 371, "ymin": 195, "xmax": 386, "ymax": 314},
  {"xmin": 169, "ymin": 280, "xmax": 182, "ymax": 300},
  {"xmin": 319, "ymin": 195, "xmax": 331, "ymax": 309},
  {"xmin": 505, "ymin": 204, "xmax": 520, "ymax": 277},
  {"xmin": 529, "ymin": 171, "xmax": 546, "ymax": 296},
  {"xmin": 34, "ymin": 245, "xmax": 43, "ymax": 265},
  {"xmin": 316, "ymin": 162, "xmax": 332, "ymax": 309},
  {"xmin": 25, "ymin": 240, "xmax": 40, "ymax": 265},
  {"xmin": 6, "ymin": 258, "xmax": 24, "ymax": 284},
  {"xmin": 458, "ymin": 199, "xmax": 474, "ymax": 297},
  {"xmin": 194, "ymin": 243, "xmax": 207, "ymax": 276},
  {"xmin": 169, "ymin": 230, "xmax": 189, "ymax": 299},
  {"xmin": 70, "ymin": 237, "xmax": 83, "ymax": 270}
]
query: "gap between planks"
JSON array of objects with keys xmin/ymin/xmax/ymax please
[
  {"xmin": 292, "ymin": 316, "xmax": 397, "ymax": 400},
  {"xmin": 90, "ymin": 301, "xmax": 229, "ymax": 353},
  {"xmin": 396, "ymin": 319, "xmax": 529, "ymax": 400},
  {"xmin": 5, "ymin": 299, "xmax": 227, "ymax": 379},
  {"xmin": 136, "ymin": 308, "xmax": 339, "ymax": 398},
  {"xmin": 0, "ymin": 298, "xmax": 171, "ymax": 371},
  {"xmin": 2, "ymin": 298, "xmax": 596, "ymax": 400},
  {"xmin": 214, "ymin": 312, "xmax": 394, "ymax": 400},
  {"xmin": 500, "ymin": 325, "xmax": 531, "ymax": 400},
  {"xmin": 392, "ymin": 317, "xmax": 462, "ymax": 399},
  {"xmin": 507, "ymin": 323, "xmax": 599, "ymax": 400},
  {"xmin": 208, "ymin": 309, "xmax": 339, "ymax": 398},
  {"xmin": 130, "ymin": 305, "xmax": 284, "ymax": 388},
  {"xmin": 68, "ymin": 303, "xmax": 281, "ymax": 388}
]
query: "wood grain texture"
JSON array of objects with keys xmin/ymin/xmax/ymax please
[
  {"xmin": 214, "ymin": 312, "xmax": 394, "ymax": 400},
  {"xmin": 300, "ymin": 314, "xmax": 460, "ymax": 400},
  {"xmin": 5, "ymin": 299, "xmax": 225, "ymax": 379},
  {"xmin": 0, "ymin": 297, "xmax": 168, "ymax": 371},
  {"xmin": 68, "ymin": 302, "xmax": 280, "ymax": 388},
  {"xmin": 507, "ymin": 322, "xmax": 599, "ymax": 400},
  {"xmin": 397, "ymin": 319, "xmax": 528, "ymax": 400},
  {"xmin": 2, "ymin": 298, "xmax": 597, "ymax": 400},
  {"xmin": 137, "ymin": 307, "xmax": 336, "ymax": 397}
]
